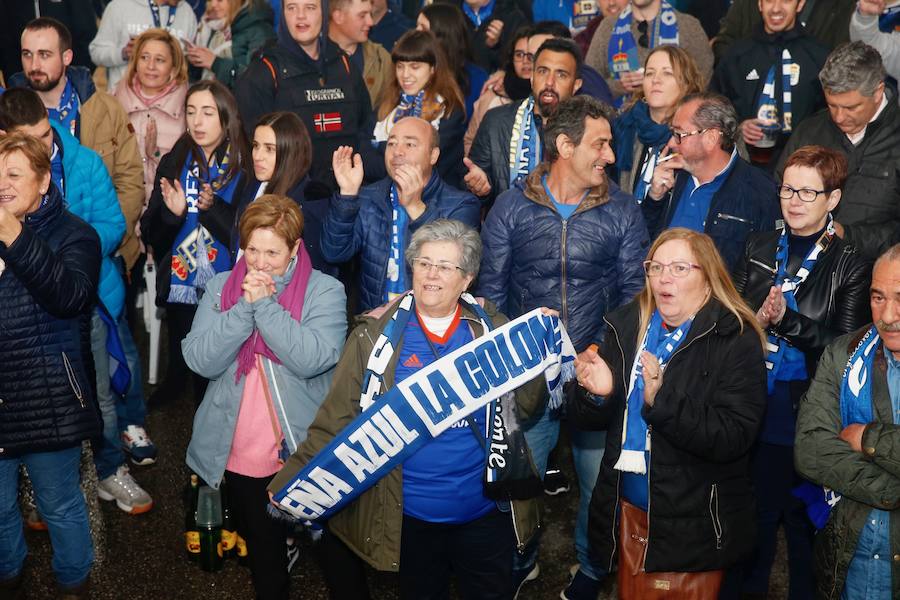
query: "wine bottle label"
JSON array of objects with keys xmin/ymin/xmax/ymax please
[
  {"xmin": 221, "ymin": 529, "xmax": 237, "ymax": 551},
  {"xmin": 236, "ymin": 535, "xmax": 248, "ymax": 557},
  {"xmin": 185, "ymin": 531, "xmax": 201, "ymax": 553}
]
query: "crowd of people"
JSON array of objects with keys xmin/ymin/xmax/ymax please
[{"xmin": 1, "ymin": 1, "xmax": 900, "ymax": 600}]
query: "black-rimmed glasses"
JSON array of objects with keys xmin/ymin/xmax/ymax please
[{"xmin": 778, "ymin": 184, "xmax": 827, "ymax": 203}]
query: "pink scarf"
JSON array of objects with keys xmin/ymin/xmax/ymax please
[
  {"xmin": 131, "ymin": 76, "xmax": 179, "ymax": 108},
  {"xmin": 220, "ymin": 245, "xmax": 313, "ymax": 382}
]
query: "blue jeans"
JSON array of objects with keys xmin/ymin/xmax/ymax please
[
  {"xmin": 514, "ymin": 405, "xmax": 607, "ymax": 581},
  {"xmin": 90, "ymin": 309, "xmax": 147, "ymax": 479},
  {"xmin": 0, "ymin": 446, "xmax": 93, "ymax": 586}
]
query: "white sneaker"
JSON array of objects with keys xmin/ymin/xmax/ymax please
[
  {"xmin": 121, "ymin": 425, "xmax": 158, "ymax": 466},
  {"xmin": 97, "ymin": 465, "xmax": 153, "ymax": 514}
]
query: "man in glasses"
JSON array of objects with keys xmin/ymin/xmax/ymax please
[
  {"xmin": 583, "ymin": 0, "xmax": 713, "ymax": 104},
  {"xmin": 643, "ymin": 91, "xmax": 779, "ymax": 270},
  {"xmin": 478, "ymin": 95, "xmax": 648, "ymax": 600},
  {"xmin": 776, "ymin": 41, "xmax": 900, "ymax": 261},
  {"xmin": 321, "ymin": 116, "xmax": 480, "ymax": 312}
]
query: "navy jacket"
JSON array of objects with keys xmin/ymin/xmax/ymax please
[
  {"xmin": 641, "ymin": 156, "xmax": 780, "ymax": 271},
  {"xmin": 477, "ymin": 164, "xmax": 649, "ymax": 351},
  {"xmin": 0, "ymin": 186, "xmax": 102, "ymax": 456},
  {"xmin": 320, "ymin": 172, "xmax": 481, "ymax": 311}
]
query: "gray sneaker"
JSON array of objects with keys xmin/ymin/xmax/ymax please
[{"xmin": 97, "ymin": 465, "xmax": 153, "ymax": 514}]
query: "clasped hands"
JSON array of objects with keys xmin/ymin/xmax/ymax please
[{"xmin": 242, "ymin": 270, "xmax": 275, "ymax": 304}]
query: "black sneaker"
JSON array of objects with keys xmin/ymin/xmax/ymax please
[
  {"xmin": 543, "ymin": 469, "xmax": 570, "ymax": 496},
  {"xmin": 512, "ymin": 563, "xmax": 540, "ymax": 599},
  {"xmin": 560, "ymin": 568, "xmax": 602, "ymax": 600}
]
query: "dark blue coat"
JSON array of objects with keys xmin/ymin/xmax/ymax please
[
  {"xmin": 0, "ymin": 186, "xmax": 101, "ymax": 456},
  {"xmin": 320, "ymin": 172, "xmax": 481, "ymax": 311},
  {"xmin": 477, "ymin": 165, "xmax": 649, "ymax": 351},
  {"xmin": 641, "ymin": 156, "xmax": 780, "ymax": 271}
]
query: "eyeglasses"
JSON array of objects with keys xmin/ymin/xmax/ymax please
[
  {"xmin": 412, "ymin": 258, "xmax": 465, "ymax": 277},
  {"xmin": 778, "ymin": 184, "xmax": 827, "ymax": 203},
  {"xmin": 669, "ymin": 127, "xmax": 711, "ymax": 143},
  {"xmin": 637, "ymin": 20, "xmax": 649, "ymax": 48},
  {"xmin": 513, "ymin": 50, "xmax": 533, "ymax": 63},
  {"xmin": 643, "ymin": 260, "xmax": 702, "ymax": 278}
]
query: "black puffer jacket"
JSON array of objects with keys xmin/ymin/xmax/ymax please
[
  {"xmin": 0, "ymin": 186, "xmax": 102, "ymax": 456},
  {"xmin": 733, "ymin": 230, "xmax": 872, "ymax": 377},
  {"xmin": 570, "ymin": 299, "xmax": 767, "ymax": 573}
]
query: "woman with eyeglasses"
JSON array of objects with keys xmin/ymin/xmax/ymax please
[
  {"xmin": 732, "ymin": 145, "xmax": 871, "ymax": 598},
  {"xmin": 570, "ymin": 227, "xmax": 767, "ymax": 598},
  {"xmin": 610, "ymin": 45, "xmax": 704, "ymax": 201}
]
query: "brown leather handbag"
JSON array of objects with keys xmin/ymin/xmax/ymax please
[{"xmin": 617, "ymin": 499, "xmax": 724, "ymax": 600}]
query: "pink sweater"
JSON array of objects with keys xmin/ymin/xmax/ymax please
[{"xmin": 225, "ymin": 360, "xmax": 283, "ymax": 478}]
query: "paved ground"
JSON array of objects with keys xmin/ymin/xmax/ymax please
[{"xmin": 18, "ymin": 315, "xmax": 790, "ymax": 599}]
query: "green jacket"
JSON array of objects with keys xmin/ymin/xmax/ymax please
[
  {"xmin": 211, "ymin": 5, "xmax": 276, "ymax": 87},
  {"xmin": 795, "ymin": 327, "xmax": 900, "ymax": 599},
  {"xmin": 268, "ymin": 298, "xmax": 545, "ymax": 572}
]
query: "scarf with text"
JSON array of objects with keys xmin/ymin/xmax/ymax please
[
  {"xmin": 608, "ymin": 2, "xmax": 679, "ymax": 83},
  {"xmin": 384, "ymin": 184, "xmax": 409, "ymax": 302},
  {"xmin": 271, "ymin": 296, "xmax": 576, "ymax": 521},
  {"xmin": 508, "ymin": 96, "xmax": 541, "ymax": 188},
  {"xmin": 755, "ymin": 49, "xmax": 794, "ymax": 132}
]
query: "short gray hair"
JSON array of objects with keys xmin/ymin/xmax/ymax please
[
  {"xmin": 874, "ymin": 243, "xmax": 900, "ymax": 273},
  {"xmin": 543, "ymin": 95, "xmax": 615, "ymax": 163},
  {"xmin": 405, "ymin": 219, "xmax": 482, "ymax": 277},
  {"xmin": 679, "ymin": 92, "xmax": 738, "ymax": 153},
  {"xmin": 819, "ymin": 42, "xmax": 885, "ymax": 96}
]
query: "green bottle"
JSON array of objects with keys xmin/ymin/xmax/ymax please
[{"xmin": 184, "ymin": 475, "xmax": 200, "ymax": 562}]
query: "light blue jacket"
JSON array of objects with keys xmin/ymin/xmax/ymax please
[
  {"xmin": 183, "ymin": 265, "xmax": 347, "ymax": 488},
  {"xmin": 51, "ymin": 121, "xmax": 126, "ymax": 317}
]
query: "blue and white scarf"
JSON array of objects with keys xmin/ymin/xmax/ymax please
[
  {"xmin": 462, "ymin": 0, "xmax": 496, "ymax": 27},
  {"xmin": 607, "ymin": 1, "xmax": 679, "ymax": 82},
  {"xmin": 272, "ymin": 295, "xmax": 577, "ymax": 521},
  {"xmin": 393, "ymin": 91, "xmax": 425, "ymax": 122},
  {"xmin": 764, "ymin": 220, "xmax": 834, "ymax": 393},
  {"xmin": 384, "ymin": 184, "xmax": 409, "ymax": 303},
  {"xmin": 98, "ymin": 304, "xmax": 132, "ymax": 397},
  {"xmin": 508, "ymin": 96, "xmax": 541, "ymax": 187},
  {"xmin": 148, "ymin": 0, "xmax": 177, "ymax": 29},
  {"xmin": 755, "ymin": 49, "xmax": 794, "ymax": 132},
  {"xmin": 614, "ymin": 310, "xmax": 692, "ymax": 474},
  {"xmin": 167, "ymin": 148, "xmax": 238, "ymax": 305},
  {"xmin": 794, "ymin": 326, "xmax": 879, "ymax": 529},
  {"xmin": 48, "ymin": 77, "xmax": 80, "ymax": 138}
]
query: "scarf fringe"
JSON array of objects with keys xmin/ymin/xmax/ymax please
[
  {"xmin": 168, "ymin": 283, "xmax": 198, "ymax": 305},
  {"xmin": 614, "ymin": 449, "xmax": 647, "ymax": 474}
]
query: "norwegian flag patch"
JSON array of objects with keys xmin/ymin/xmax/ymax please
[{"xmin": 313, "ymin": 112, "xmax": 342, "ymax": 133}]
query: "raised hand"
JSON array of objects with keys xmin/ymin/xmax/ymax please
[
  {"xmin": 485, "ymin": 20, "xmax": 504, "ymax": 48},
  {"xmin": 332, "ymin": 146, "xmax": 364, "ymax": 197},
  {"xmin": 639, "ymin": 351, "xmax": 662, "ymax": 407},
  {"xmin": 647, "ymin": 147, "xmax": 684, "ymax": 201},
  {"xmin": 197, "ymin": 183, "xmax": 214, "ymax": 211},
  {"xmin": 575, "ymin": 346, "xmax": 614, "ymax": 397},
  {"xmin": 160, "ymin": 177, "xmax": 187, "ymax": 217},
  {"xmin": 393, "ymin": 164, "xmax": 426, "ymax": 219},
  {"xmin": 463, "ymin": 157, "xmax": 491, "ymax": 197},
  {"xmin": 858, "ymin": 0, "xmax": 886, "ymax": 16}
]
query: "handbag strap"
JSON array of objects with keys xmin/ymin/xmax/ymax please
[{"xmin": 256, "ymin": 354, "xmax": 285, "ymax": 446}]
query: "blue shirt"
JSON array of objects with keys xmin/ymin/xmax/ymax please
[
  {"xmin": 668, "ymin": 151, "xmax": 737, "ymax": 232},
  {"xmin": 463, "ymin": 0, "xmax": 496, "ymax": 27},
  {"xmin": 842, "ymin": 350, "xmax": 900, "ymax": 600},
  {"xmin": 543, "ymin": 174, "xmax": 585, "ymax": 220},
  {"xmin": 398, "ymin": 311, "xmax": 494, "ymax": 524}
]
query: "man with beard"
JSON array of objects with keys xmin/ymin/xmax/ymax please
[
  {"xmin": 478, "ymin": 95, "xmax": 649, "ymax": 599},
  {"xmin": 643, "ymin": 92, "xmax": 780, "ymax": 270},
  {"xmin": 794, "ymin": 244, "xmax": 900, "ymax": 600},
  {"xmin": 466, "ymin": 36, "xmax": 583, "ymax": 203}
]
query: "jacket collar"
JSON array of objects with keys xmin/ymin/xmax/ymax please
[
  {"xmin": 8, "ymin": 66, "xmax": 95, "ymax": 106},
  {"xmin": 358, "ymin": 292, "xmax": 493, "ymax": 337},
  {"xmin": 752, "ymin": 22, "xmax": 807, "ymax": 44},
  {"xmin": 115, "ymin": 77, "xmax": 187, "ymax": 119},
  {"xmin": 521, "ymin": 162, "xmax": 611, "ymax": 212},
  {"xmin": 23, "ymin": 184, "xmax": 64, "ymax": 232}
]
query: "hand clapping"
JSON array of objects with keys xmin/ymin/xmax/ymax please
[{"xmin": 756, "ymin": 285, "xmax": 787, "ymax": 328}]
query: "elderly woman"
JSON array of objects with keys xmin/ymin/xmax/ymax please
[
  {"xmin": 183, "ymin": 194, "xmax": 346, "ymax": 599},
  {"xmin": 733, "ymin": 145, "xmax": 871, "ymax": 598},
  {"xmin": 268, "ymin": 219, "xmax": 543, "ymax": 600},
  {"xmin": 0, "ymin": 133, "xmax": 101, "ymax": 597},
  {"xmin": 572, "ymin": 228, "xmax": 767, "ymax": 599}
]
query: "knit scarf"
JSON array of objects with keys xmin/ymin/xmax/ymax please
[
  {"xmin": 755, "ymin": 49, "xmax": 794, "ymax": 132},
  {"xmin": 384, "ymin": 184, "xmax": 409, "ymax": 303},
  {"xmin": 614, "ymin": 310, "xmax": 692, "ymax": 474},
  {"xmin": 508, "ymin": 96, "xmax": 541, "ymax": 187},
  {"xmin": 393, "ymin": 91, "xmax": 425, "ymax": 122},
  {"xmin": 48, "ymin": 77, "xmax": 80, "ymax": 138},
  {"xmin": 608, "ymin": 2, "xmax": 679, "ymax": 82},
  {"xmin": 167, "ymin": 147, "xmax": 239, "ymax": 305},
  {"xmin": 613, "ymin": 101, "xmax": 672, "ymax": 201},
  {"xmin": 764, "ymin": 220, "xmax": 834, "ymax": 393},
  {"xmin": 148, "ymin": 0, "xmax": 177, "ymax": 29},
  {"xmin": 220, "ymin": 248, "xmax": 313, "ymax": 382},
  {"xmin": 794, "ymin": 326, "xmax": 879, "ymax": 529}
]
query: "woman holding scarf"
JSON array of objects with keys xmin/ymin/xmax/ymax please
[
  {"xmin": 373, "ymin": 30, "xmax": 466, "ymax": 189},
  {"xmin": 140, "ymin": 79, "xmax": 248, "ymax": 407},
  {"xmin": 732, "ymin": 145, "xmax": 871, "ymax": 599},
  {"xmin": 572, "ymin": 228, "xmax": 767, "ymax": 599},
  {"xmin": 184, "ymin": 195, "xmax": 346, "ymax": 599},
  {"xmin": 610, "ymin": 45, "xmax": 703, "ymax": 201}
]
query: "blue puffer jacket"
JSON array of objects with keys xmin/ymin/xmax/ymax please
[
  {"xmin": 320, "ymin": 172, "xmax": 481, "ymax": 312},
  {"xmin": 52, "ymin": 122, "xmax": 126, "ymax": 318},
  {"xmin": 477, "ymin": 164, "xmax": 649, "ymax": 351},
  {"xmin": 0, "ymin": 186, "xmax": 102, "ymax": 456}
]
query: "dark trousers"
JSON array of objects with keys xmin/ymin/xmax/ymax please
[
  {"xmin": 399, "ymin": 509, "xmax": 515, "ymax": 600},
  {"xmin": 742, "ymin": 443, "xmax": 815, "ymax": 599},
  {"xmin": 163, "ymin": 303, "xmax": 207, "ymax": 406},
  {"xmin": 316, "ymin": 528, "xmax": 372, "ymax": 600},
  {"xmin": 225, "ymin": 471, "xmax": 288, "ymax": 600}
]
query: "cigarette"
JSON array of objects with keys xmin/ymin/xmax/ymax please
[{"xmin": 657, "ymin": 153, "xmax": 679, "ymax": 164}]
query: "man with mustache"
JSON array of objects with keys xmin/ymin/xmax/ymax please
[
  {"xmin": 795, "ymin": 244, "xmax": 900, "ymax": 600},
  {"xmin": 478, "ymin": 95, "xmax": 648, "ymax": 599},
  {"xmin": 466, "ymin": 37, "xmax": 583, "ymax": 203}
]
